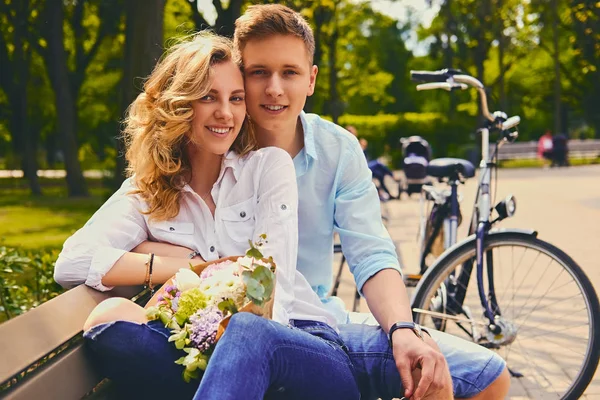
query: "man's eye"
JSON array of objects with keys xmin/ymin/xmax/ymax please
[
  {"xmin": 284, "ymin": 70, "xmax": 298, "ymax": 75},
  {"xmin": 250, "ymin": 70, "xmax": 266, "ymax": 76}
]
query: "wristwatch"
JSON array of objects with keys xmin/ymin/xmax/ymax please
[{"xmin": 388, "ymin": 321, "xmax": 429, "ymax": 346}]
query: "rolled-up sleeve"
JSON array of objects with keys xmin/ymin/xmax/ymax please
[
  {"xmin": 333, "ymin": 141, "xmax": 402, "ymax": 295},
  {"xmin": 54, "ymin": 182, "xmax": 149, "ymax": 291},
  {"xmin": 251, "ymin": 148, "xmax": 299, "ymax": 325}
]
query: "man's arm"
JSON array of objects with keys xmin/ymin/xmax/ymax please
[
  {"xmin": 362, "ymin": 270, "xmax": 452, "ymax": 400},
  {"xmin": 334, "ymin": 139, "xmax": 452, "ymax": 399}
]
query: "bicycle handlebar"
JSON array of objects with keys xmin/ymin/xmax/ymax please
[
  {"xmin": 410, "ymin": 69, "xmax": 520, "ymax": 130},
  {"xmin": 416, "ymin": 82, "xmax": 468, "ymax": 92}
]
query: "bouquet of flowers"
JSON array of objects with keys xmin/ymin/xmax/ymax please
[{"xmin": 145, "ymin": 235, "xmax": 276, "ymax": 382}]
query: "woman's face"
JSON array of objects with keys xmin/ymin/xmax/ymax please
[{"xmin": 190, "ymin": 60, "xmax": 246, "ymax": 156}]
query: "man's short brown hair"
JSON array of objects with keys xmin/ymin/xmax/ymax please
[{"xmin": 234, "ymin": 4, "xmax": 315, "ymax": 64}]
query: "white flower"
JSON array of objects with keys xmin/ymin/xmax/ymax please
[
  {"xmin": 183, "ymin": 347, "xmax": 201, "ymax": 367},
  {"xmin": 238, "ymin": 256, "xmax": 253, "ymax": 269},
  {"xmin": 174, "ymin": 268, "xmax": 201, "ymax": 292}
]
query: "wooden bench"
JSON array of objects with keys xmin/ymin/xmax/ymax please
[
  {"xmin": 491, "ymin": 139, "xmax": 600, "ymax": 161},
  {"xmin": 0, "ymin": 285, "xmax": 148, "ymax": 399}
]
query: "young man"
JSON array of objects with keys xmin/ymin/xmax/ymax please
[{"xmin": 234, "ymin": 5, "xmax": 510, "ymax": 400}]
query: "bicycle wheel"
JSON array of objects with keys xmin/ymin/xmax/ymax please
[{"xmin": 412, "ymin": 231, "xmax": 600, "ymax": 400}]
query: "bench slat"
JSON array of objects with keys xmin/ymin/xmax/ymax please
[
  {"xmin": 0, "ymin": 285, "xmax": 142, "ymax": 384},
  {"xmin": 2, "ymin": 344, "xmax": 103, "ymax": 400}
]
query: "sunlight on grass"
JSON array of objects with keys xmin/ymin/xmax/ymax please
[{"xmin": 0, "ymin": 181, "xmax": 108, "ymax": 250}]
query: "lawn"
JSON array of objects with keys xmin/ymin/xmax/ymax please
[
  {"xmin": 0, "ymin": 179, "xmax": 109, "ymax": 250},
  {"xmin": 0, "ymin": 178, "xmax": 112, "ymax": 323}
]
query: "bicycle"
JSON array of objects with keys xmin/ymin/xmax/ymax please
[{"xmin": 409, "ymin": 68, "xmax": 600, "ymax": 399}]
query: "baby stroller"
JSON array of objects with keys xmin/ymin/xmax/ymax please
[{"xmin": 400, "ymin": 136, "xmax": 432, "ymax": 196}]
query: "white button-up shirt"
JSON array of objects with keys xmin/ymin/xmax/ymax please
[{"xmin": 54, "ymin": 147, "xmax": 337, "ymax": 328}]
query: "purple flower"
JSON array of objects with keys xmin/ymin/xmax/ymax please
[
  {"xmin": 200, "ymin": 261, "xmax": 234, "ymax": 279},
  {"xmin": 171, "ymin": 297, "xmax": 180, "ymax": 313},
  {"xmin": 188, "ymin": 306, "xmax": 224, "ymax": 353}
]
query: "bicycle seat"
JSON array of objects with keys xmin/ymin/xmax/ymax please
[{"xmin": 427, "ymin": 158, "xmax": 476, "ymax": 179}]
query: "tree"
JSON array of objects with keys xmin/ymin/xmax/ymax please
[
  {"xmin": 186, "ymin": 0, "xmax": 243, "ymax": 37},
  {"xmin": 0, "ymin": 0, "xmax": 42, "ymax": 195},
  {"xmin": 113, "ymin": 0, "xmax": 165, "ymax": 187},
  {"xmin": 37, "ymin": 0, "xmax": 122, "ymax": 196}
]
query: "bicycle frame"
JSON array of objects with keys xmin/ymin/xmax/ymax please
[{"xmin": 414, "ymin": 71, "xmax": 521, "ymax": 330}]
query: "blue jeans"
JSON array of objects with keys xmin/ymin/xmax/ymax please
[
  {"xmin": 84, "ymin": 313, "xmax": 359, "ymax": 400},
  {"xmin": 193, "ymin": 313, "xmax": 359, "ymax": 399},
  {"xmin": 338, "ymin": 323, "xmax": 506, "ymax": 399}
]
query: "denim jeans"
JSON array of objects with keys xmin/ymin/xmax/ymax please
[
  {"xmin": 84, "ymin": 313, "xmax": 359, "ymax": 400},
  {"xmin": 193, "ymin": 313, "xmax": 359, "ymax": 399},
  {"xmin": 338, "ymin": 322, "xmax": 506, "ymax": 399}
]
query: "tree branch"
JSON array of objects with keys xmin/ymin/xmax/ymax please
[
  {"xmin": 187, "ymin": 0, "xmax": 212, "ymax": 30},
  {"xmin": 212, "ymin": 0, "xmax": 223, "ymax": 15}
]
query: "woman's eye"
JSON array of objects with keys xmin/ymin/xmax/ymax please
[
  {"xmin": 200, "ymin": 95, "xmax": 215, "ymax": 101},
  {"xmin": 231, "ymin": 96, "xmax": 245, "ymax": 102}
]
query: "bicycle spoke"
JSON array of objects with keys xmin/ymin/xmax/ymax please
[
  {"xmin": 519, "ymin": 321, "xmax": 590, "ymax": 341},
  {"xmin": 512, "ymin": 257, "xmax": 560, "ymax": 324}
]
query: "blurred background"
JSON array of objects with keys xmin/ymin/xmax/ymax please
[{"xmin": 0, "ymin": 0, "xmax": 598, "ymax": 321}]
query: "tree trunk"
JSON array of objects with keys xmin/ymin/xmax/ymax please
[
  {"xmin": 552, "ymin": 0, "xmax": 562, "ymax": 135},
  {"xmin": 327, "ymin": 4, "xmax": 342, "ymax": 124},
  {"xmin": 443, "ymin": 0, "xmax": 457, "ymax": 117},
  {"xmin": 114, "ymin": 0, "xmax": 165, "ymax": 188},
  {"xmin": 43, "ymin": 0, "xmax": 88, "ymax": 197},
  {"xmin": 12, "ymin": 0, "xmax": 42, "ymax": 195}
]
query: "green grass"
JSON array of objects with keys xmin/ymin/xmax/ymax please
[
  {"xmin": 498, "ymin": 156, "xmax": 600, "ymax": 169},
  {"xmin": 0, "ymin": 179, "xmax": 109, "ymax": 250}
]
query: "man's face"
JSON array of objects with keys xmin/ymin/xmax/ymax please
[{"xmin": 242, "ymin": 35, "xmax": 318, "ymax": 134}]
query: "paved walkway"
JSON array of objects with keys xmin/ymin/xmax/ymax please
[{"xmin": 333, "ymin": 165, "xmax": 600, "ymax": 399}]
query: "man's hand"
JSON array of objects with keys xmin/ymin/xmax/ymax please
[{"xmin": 392, "ymin": 329, "xmax": 453, "ymax": 400}]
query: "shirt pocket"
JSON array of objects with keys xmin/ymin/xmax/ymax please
[
  {"xmin": 220, "ymin": 197, "xmax": 255, "ymax": 243},
  {"xmin": 149, "ymin": 220, "xmax": 195, "ymax": 243}
]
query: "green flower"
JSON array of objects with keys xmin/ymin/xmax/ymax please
[{"xmin": 174, "ymin": 288, "xmax": 208, "ymax": 325}]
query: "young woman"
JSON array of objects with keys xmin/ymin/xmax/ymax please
[{"xmin": 54, "ymin": 33, "xmax": 359, "ymax": 400}]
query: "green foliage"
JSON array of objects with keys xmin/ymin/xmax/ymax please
[
  {"xmin": 338, "ymin": 113, "xmax": 474, "ymax": 167},
  {"xmin": 0, "ymin": 246, "xmax": 63, "ymax": 323}
]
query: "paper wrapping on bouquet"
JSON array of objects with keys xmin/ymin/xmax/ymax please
[{"xmin": 190, "ymin": 255, "xmax": 276, "ymax": 341}]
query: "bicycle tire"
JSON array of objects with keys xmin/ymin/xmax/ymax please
[{"xmin": 411, "ymin": 230, "xmax": 600, "ymax": 400}]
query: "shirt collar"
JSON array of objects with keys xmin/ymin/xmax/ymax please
[
  {"xmin": 300, "ymin": 111, "xmax": 318, "ymax": 161},
  {"xmin": 294, "ymin": 112, "xmax": 317, "ymax": 178}
]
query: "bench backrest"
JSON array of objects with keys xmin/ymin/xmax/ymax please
[{"xmin": 0, "ymin": 285, "xmax": 143, "ymax": 399}]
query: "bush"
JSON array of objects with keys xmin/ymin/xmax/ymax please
[
  {"xmin": 0, "ymin": 246, "xmax": 64, "ymax": 323},
  {"xmin": 338, "ymin": 113, "xmax": 474, "ymax": 167}
]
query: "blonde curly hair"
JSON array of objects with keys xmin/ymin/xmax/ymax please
[{"xmin": 123, "ymin": 32, "xmax": 257, "ymax": 221}]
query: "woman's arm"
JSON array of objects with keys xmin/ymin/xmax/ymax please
[
  {"xmin": 54, "ymin": 183, "xmax": 201, "ymax": 291},
  {"xmin": 131, "ymin": 241, "xmax": 205, "ymax": 261}
]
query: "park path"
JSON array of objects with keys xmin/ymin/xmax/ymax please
[{"xmin": 333, "ymin": 165, "xmax": 600, "ymax": 399}]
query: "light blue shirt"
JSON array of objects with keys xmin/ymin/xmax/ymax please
[{"xmin": 294, "ymin": 112, "xmax": 402, "ymax": 324}]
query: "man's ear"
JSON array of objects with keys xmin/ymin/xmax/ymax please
[{"xmin": 307, "ymin": 65, "xmax": 318, "ymax": 96}]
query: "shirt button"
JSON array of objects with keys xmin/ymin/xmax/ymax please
[
  {"xmin": 209, "ymin": 246, "xmax": 215, "ymax": 252},
  {"xmin": 281, "ymin": 204, "xmax": 287, "ymax": 210},
  {"xmin": 169, "ymin": 227, "xmax": 175, "ymax": 231},
  {"xmin": 240, "ymin": 211, "xmax": 246, "ymax": 218}
]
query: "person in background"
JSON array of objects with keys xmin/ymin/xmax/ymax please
[{"xmin": 346, "ymin": 125, "xmax": 400, "ymax": 200}]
